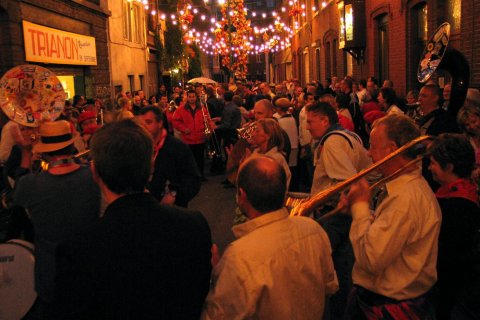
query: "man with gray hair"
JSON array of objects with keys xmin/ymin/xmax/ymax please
[{"xmin": 345, "ymin": 114, "xmax": 441, "ymax": 319}]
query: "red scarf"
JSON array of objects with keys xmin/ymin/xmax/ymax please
[
  {"xmin": 153, "ymin": 129, "xmax": 168, "ymax": 160},
  {"xmin": 436, "ymin": 178, "xmax": 479, "ymax": 206}
]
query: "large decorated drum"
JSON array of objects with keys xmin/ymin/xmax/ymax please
[{"xmin": 0, "ymin": 65, "xmax": 65, "ymax": 127}]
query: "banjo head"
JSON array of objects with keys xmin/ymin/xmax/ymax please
[
  {"xmin": 417, "ymin": 22, "xmax": 451, "ymax": 84},
  {"xmin": 0, "ymin": 239, "xmax": 36, "ymax": 320},
  {"xmin": 0, "ymin": 65, "xmax": 65, "ymax": 127}
]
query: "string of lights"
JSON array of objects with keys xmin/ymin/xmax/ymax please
[{"xmin": 132, "ymin": 0, "xmax": 335, "ymax": 56}]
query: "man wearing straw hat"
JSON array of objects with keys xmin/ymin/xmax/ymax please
[{"xmin": 13, "ymin": 120, "xmax": 101, "ymax": 317}]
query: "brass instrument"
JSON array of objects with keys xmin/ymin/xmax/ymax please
[
  {"xmin": 288, "ymin": 135, "xmax": 432, "ymax": 217},
  {"xmin": 417, "ymin": 22, "xmax": 469, "ymax": 115},
  {"xmin": 200, "ymin": 104, "xmax": 222, "ymax": 159},
  {"xmin": 237, "ymin": 121, "xmax": 257, "ymax": 140}
]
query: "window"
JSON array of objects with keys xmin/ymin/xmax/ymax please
[
  {"xmin": 344, "ymin": 51, "xmax": 353, "ymax": 77},
  {"xmin": 446, "ymin": 0, "xmax": 461, "ymax": 32},
  {"xmin": 332, "ymin": 39, "xmax": 337, "ymax": 76},
  {"xmin": 139, "ymin": 75, "xmax": 144, "ymax": 91},
  {"xmin": 123, "ymin": 1, "xmax": 131, "ymax": 40},
  {"xmin": 303, "ymin": 47, "xmax": 310, "ymax": 84},
  {"xmin": 256, "ymin": 54, "xmax": 262, "ymax": 63},
  {"xmin": 128, "ymin": 75, "xmax": 134, "ymax": 93},
  {"xmin": 377, "ymin": 14, "xmax": 389, "ymax": 84},
  {"xmin": 123, "ymin": 1, "xmax": 143, "ymax": 44},
  {"xmin": 408, "ymin": 3, "xmax": 428, "ymax": 90},
  {"xmin": 114, "ymin": 85, "xmax": 123, "ymax": 96},
  {"xmin": 325, "ymin": 41, "xmax": 331, "ymax": 77},
  {"xmin": 315, "ymin": 47, "xmax": 321, "ymax": 80}
]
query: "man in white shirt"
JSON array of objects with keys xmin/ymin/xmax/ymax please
[
  {"xmin": 202, "ymin": 156, "xmax": 338, "ymax": 320},
  {"xmin": 345, "ymin": 114, "xmax": 441, "ymax": 318}
]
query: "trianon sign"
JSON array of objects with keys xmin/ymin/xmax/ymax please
[{"xmin": 22, "ymin": 20, "xmax": 97, "ymax": 66}]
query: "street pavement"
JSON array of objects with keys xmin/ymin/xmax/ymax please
[{"xmin": 189, "ymin": 170, "xmax": 237, "ymax": 255}]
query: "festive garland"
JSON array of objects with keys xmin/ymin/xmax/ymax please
[{"xmin": 214, "ymin": 0, "xmax": 252, "ymax": 79}]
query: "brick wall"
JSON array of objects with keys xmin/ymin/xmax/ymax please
[{"xmin": 280, "ymin": 0, "xmax": 480, "ymax": 95}]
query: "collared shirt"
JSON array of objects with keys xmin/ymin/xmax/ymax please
[
  {"xmin": 311, "ymin": 130, "xmax": 372, "ymax": 194},
  {"xmin": 202, "ymin": 208, "xmax": 338, "ymax": 320},
  {"xmin": 350, "ymin": 169, "xmax": 441, "ymax": 300}
]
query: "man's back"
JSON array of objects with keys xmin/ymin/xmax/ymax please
[
  {"xmin": 203, "ymin": 208, "xmax": 338, "ymax": 320},
  {"xmin": 54, "ymin": 193, "xmax": 212, "ymax": 319},
  {"xmin": 14, "ymin": 166, "xmax": 101, "ymax": 301}
]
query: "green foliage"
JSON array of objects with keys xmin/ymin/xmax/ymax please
[
  {"xmin": 163, "ymin": 20, "xmax": 183, "ymax": 70},
  {"xmin": 187, "ymin": 44, "xmax": 202, "ymax": 78}
]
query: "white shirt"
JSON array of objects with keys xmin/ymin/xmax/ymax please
[
  {"xmin": 202, "ymin": 208, "xmax": 338, "ymax": 320},
  {"xmin": 299, "ymin": 106, "xmax": 312, "ymax": 147},
  {"xmin": 350, "ymin": 169, "xmax": 441, "ymax": 300},
  {"xmin": 277, "ymin": 114, "xmax": 299, "ymax": 167}
]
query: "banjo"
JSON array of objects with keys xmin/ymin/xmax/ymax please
[
  {"xmin": 0, "ymin": 64, "xmax": 66, "ymax": 319},
  {"xmin": 0, "ymin": 239, "xmax": 36, "ymax": 320}
]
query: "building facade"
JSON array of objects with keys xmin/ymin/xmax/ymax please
[
  {"xmin": 109, "ymin": 0, "xmax": 161, "ymax": 102},
  {"xmin": 0, "ymin": 0, "xmax": 111, "ymax": 102},
  {"xmin": 273, "ymin": 0, "xmax": 480, "ymax": 96}
]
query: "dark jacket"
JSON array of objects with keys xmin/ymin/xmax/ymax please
[
  {"xmin": 436, "ymin": 197, "xmax": 480, "ymax": 319},
  {"xmin": 53, "ymin": 193, "xmax": 212, "ymax": 320},
  {"xmin": 148, "ymin": 134, "xmax": 201, "ymax": 207}
]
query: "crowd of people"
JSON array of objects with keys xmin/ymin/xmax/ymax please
[{"xmin": 0, "ymin": 75, "xmax": 479, "ymax": 319}]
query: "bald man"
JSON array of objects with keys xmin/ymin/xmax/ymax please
[{"xmin": 202, "ymin": 156, "xmax": 338, "ymax": 319}]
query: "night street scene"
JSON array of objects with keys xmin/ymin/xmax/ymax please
[{"xmin": 0, "ymin": 0, "xmax": 479, "ymax": 319}]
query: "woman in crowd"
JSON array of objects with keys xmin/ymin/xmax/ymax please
[
  {"xmin": 428, "ymin": 133, "xmax": 480, "ymax": 319},
  {"xmin": 249, "ymin": 118, "xmax": 291, "ymax": 189},
  {"xmin": 378, "ymin": 87, "xmax": 403, "ymax": 115},
  {"xmin": 405, "ymin": 89, "xmax": 422, "ymax": 121}
]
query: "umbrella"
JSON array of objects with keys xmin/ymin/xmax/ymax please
[{"xmin": 187, "ymin": 77, "xmax": 217, "ymax": 84}]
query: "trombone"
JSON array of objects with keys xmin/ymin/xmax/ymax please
[{"xmin": 288, "ymin": 135, "xmax": 432, "ymax": 217}]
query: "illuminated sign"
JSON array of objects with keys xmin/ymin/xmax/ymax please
[
  {"xmin": 345, "ymin": 4, "xmax": 353, "ymax": 41},
  {"xmin": 22, "ymin": 20, "xmax": 97, "ymax": 66}
]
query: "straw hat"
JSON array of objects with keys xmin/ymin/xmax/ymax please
[{"xmin": 33, "ymin": 120, "xmax": 78, "ymax": 153}]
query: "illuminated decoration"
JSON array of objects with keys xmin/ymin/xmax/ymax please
[
  {"xmin": 214, "ymin": 0, "xmax": 252, "ymax": 79},
  {"xmin": 337, "ymin": 0, "xmax": 366, "ymax": 63},
  {"xmin": 178, "ymin": 0, "xmax": 195, "ymax": 44},
  {"xmin": 345, "ymin": 4, "xmax": 353, "ymax": 41},
  {"xmin": 154, "ymin": 0, "xmax": 325, "ymax": 56}
]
